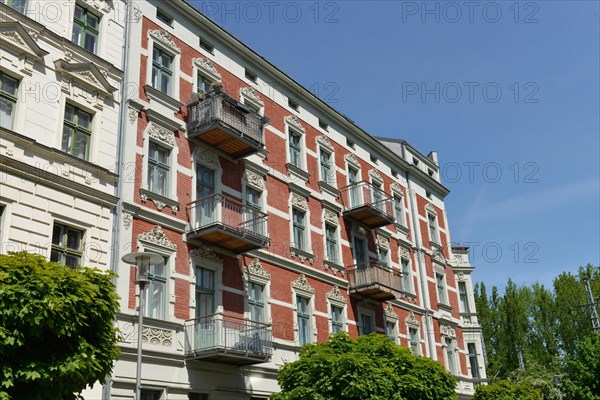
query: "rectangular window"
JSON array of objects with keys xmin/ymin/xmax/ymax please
[
  {"xmin": 378, "ymin": 247, "xmax": 389, "ymax": 268},
  {"xmin": 62, "ymin": 104, "xmax": 92, "ymax": 160},
  {"xmin": 385, "ymin": 321, "xmax": 395, "ymax": 340},
  {"xmin": 394, "ymin": 195, "xmax": 405, "ymax": 225},
  {"xmin": 245, "ymin": 68, "xmax": 257, "ymax": 83},
  {"xmin": 436, "ymin": 273, "xmax": 447, "ymax": 304},
  {"xmin": 292, "ymin": 208, "xmax": 306, "ymax": 251},
  {"xmin": 409, "ymin": 328, "xmax": 420, "ymax": 354},
  {"xmin": 72, "ymin": 5, "xmax": 99, "ymax": 53},
  {"xmin": 195, "ymin": 267, "xmax": 214, "ymax": 318},
  {"xmin": 248, "ymin": 282, "xmax": 265, "ymax": 322},
  {"xmin": 297, "ymin": 296, "xmax": 311, "ymax": 346},
  {"xmin": 199, "ymin": 37, "xmax": 214, "ymax": 53},
  {"xmin": 401, "ymin": 258, "xmax": 411, "ymax": 292},
  {"xmin": 0, "ymin": 71, "xmax": 18, "ymax": 130},
  {"xmin": 348, "ymin": 167, "xmax": 360, "ymax": 207},
  {"xmin": 446, "ymin": 339, "xmax": 457, "ymax": 375},
  {"xmin": 152, "ymin": 48, "xmax": 173, "ymax": 95},
  {"xmin": 353, "ymin": 236, "xmax": 366, "ymax": 266},
  {"xmin": 244, "ymin": 187, "xmax": 263, "ymax": 235},
  {"xmin": 148, "ymin": 142, "xmax": 170, "ymax": 196},
  {"xmin": 360, "ymin": 313, "xmax": 373, "ymax": 335},
  {"xmin": 372, "ymin": 181, "xmax": 383, "ymax": 211},
  {"xmin": 318, "ymin": 119, "xmax": 328, "ymax": 131},
  {"xmin": 146, "ymin": 258, "xmax": 167, "ymax": 319},
  {"xmin": 289, "ymin": 130, "xmax": 302, "ymax": 168},
  {"xmin": 458, "ymin": 281, "xmax": 470, "ymax": 313},
  {"xmin": 325, "ymin": 223, "xmax": 338, "ymax": 264},
  {"xmin": 331, "ymin": 305, "xmax": 343, "ymax": 334},
  {"xmin": 428, "ymin": 213, "xmax": 438, "ymax": 243},
  {"xmin": 468, "ymin": 343, "xmax": 480, "ymax": 378},
  {"xmin": 50, "ymin": 223, "xmax": 83, "ymax": 268},
  {"xmin": 1, "ymin": 0, "xmax": 28, "ymax": 13},
  {"xmin": 319, "ymin": 149, "xmax": 333, "ymax": 185},
  {"xmin": 288, "ymin": 98, "xmax": 299, "ymax": 111},
  {"xmin": 156, "ymin": 9, "xmax": 173, "ymax": 25},
  {"xmin": 197, "ymin": 74, "xmax": 211, "ymax": 94},
  {"xmin": 141, "ymin": 389, "xmax": 162, "ymax": 400}
]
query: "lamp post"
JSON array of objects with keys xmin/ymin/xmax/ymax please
[{"xmin": 122, "ymin": 252, "xmax": 163, "ymax": 400}]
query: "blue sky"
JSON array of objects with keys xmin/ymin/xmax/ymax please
[{"xmin": 191, "ymin": 1, "xmax": 600, "ymax": 289}]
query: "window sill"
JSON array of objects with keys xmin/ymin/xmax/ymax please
[
  {"xmin": 144, "ymin": 84, "xmax": 181, "ymax": 113},
  {"xmin": 139, "ymin": 188, "xmax": 179, "ymax": 213},
  {"xmin": 438, "ymin": 302, "xmax": 454, "ymax": 313},
  {"xmin": 318, "ymin": 180, "xmax": 339, "ymax": 197},
  {"xmin": 324, "ymin": 259, "xmax": 344, "ymax": 275},
  {"xmin": 395, "ymin": 222, "xmax": 409, "ymax": 235},
  {"xmin": 286, "ymin": 163, "xmax": 310, "ymax": 182},
  {"xmin": 290, "ymin": 246, "xmax": 314, "ymax": 264}
]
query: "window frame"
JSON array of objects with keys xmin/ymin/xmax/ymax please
[
  {"xmin": 330, "ymin": 304, "xmax": 344, "ymax": 334},
  {"xmin": 359, "ymin": 311, "xmax": 375, "ymax": 336},
  {"xmin": 147, "ymin": 141, "xmax": 171, "ymax": 197},
  {"xmin": 458, "ymin": 281, "xmax": 470, "ymax": 313},
  {"xmin": 0, "ymin": 71, "xmax": 19, "ymax": 130},
  {"xmin": 445, "ymin": 338, "xmax": 457, "ymax": 375},
  {"xmin": 296, "ymin": 295, "xmax": 311, "ymax": 346},
  {"xmin": 248, "ymin": 281, "xmax": 265, "ymax": 322},
  {"xmin": 292, "ymin": 207, "xmax": 306, "ymax": 251},
  {"xmin": 194, "ymin": 266, "xmax": 215, "ymax": 318},
  {"xmin": 2, "ymin": 0, "xmax": 27, "ymax": 14},
  {"xmin": 61, "ymin": 103, "xmax": 93, "ymax": 160},
  {"xmin": 401, "ymin": 256, "xmax": 412, "ymax": 292},
  {"xmin": 50, "ymin": 223, "xmax": 84, "ymax": 268},
  {"xmin": 428, "ymin": 213, "xmax": 439, "ymax": 244},
  {"xmin": 145, "ymin": 256, "xmax": 168, "ymax": 320},
  {"xmin": 394, "ymin": 194, "xmax": 405, "ymax": 226},
  {"xmin": 324, "ymin": 223, "xmax": 339, "ymax": 264},
  {"xmin": 152, "ymin": 47, "xmax": 174, "ymax": 95},
  {"xmin": 408, "ymin": 327, "xmax": 420, "ymax": 355},
  {"xmin": 436, "ymin": 273, "xmax": 448, "ymax": 305},
  {"xmin": 288, "ymin": 128, "xmax": 303, "ymax": 169},
  {"xmin": 319, "ymin": 148, "xmax": 334, "ymax": 185},
  {"xmin": 72, "ymin": 4, "xmax": 100, "ymax": 54}
]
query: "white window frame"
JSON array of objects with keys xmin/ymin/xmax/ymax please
[
  {"xmin": 436, "ymin": 272, "xmax": 448, "ymax": 305},
  {"xmin": 243, "ymin": 258, "xmax": 271, "ymax": 324},
  {"xmin": 323, "ymin": 217, "xmax": 340, "ymax": 265},
  {"xmin": 400, "ymin": 251, "xmax": 413, "ymax": 293},
  {"xmin": 357, "ymin": 305, "xmax": 376, "ymax": 336},
  {"xmin": 190, "ymin": 247, "xmax": 223, "ymax": 318},
  {"xmin": 141, "ymin": 122, "xmax": 178, "ymax": 201},
  {"xmin": 408, "ymin": 326, "xmax": 421, "ymax": 355},
  {"xmin": 444, "ymin": 337, "xmax": 458, "ymax": 375},
  {"xmin": 145, "ymin": 30, "xmax": 181, "ymax": 100},
  {"xmin": 326, "ymin": 286, "xmax": 347, "ymax": 334},
  {"xmin": 458, "ymin": 281, "xmax": 470, "ymax": 313},
  {"xmin": 289, "ymin": 193, "xmax": 311, "ymax": 254},
  {"xmin": 291, "ymin": 275, "xmax": 316, "ymax": 346},
  {"xmin": 351, "ymin": 228, "xmax": 368, "ymax": 267},
  {"xmin": 427, "ymin": 212, "xmax": 440, "ymax": 245},
  {"xmin": 287, "ymin": 127, "xmax": 305, "ymax": 169}
]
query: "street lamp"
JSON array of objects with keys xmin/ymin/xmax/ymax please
[{"xmin": 122, "ymin": 252, "xmax": 163, "ymax": 400}]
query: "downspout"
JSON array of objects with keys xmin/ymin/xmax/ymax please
[
  {"xmin": 406, "ymin": 169, "xmax": 437, "ymax": 360},
  {"xmin": 104, "ymin": 1, "xmax": 131, "ymax": 399}
]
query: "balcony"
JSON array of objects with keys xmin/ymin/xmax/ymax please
[
  {"xmin": 340, "ymin": 181, "xmax": 395, "ymax": 228},
  {"xmin": 184, "ymin": 313, "xmax": 272, "ymax": 365},
  {"xmin": 347, "ymin": 260, "xmax": 403, "ymax": 301},
  {"xmin": 186, "ymin": 193, "xmax": 269, "ymax": 253},
  {"xmin": 187, "ymin": 87, "xmax": 269, "ymax": 159}
]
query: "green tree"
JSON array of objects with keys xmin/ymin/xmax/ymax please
[
  {"xmin": 271, "ymin": 333, "xmax": 456, "ymax": 400},
  {"xmin": 0, "ymin": 252, "xmax": 121, "ymax": 400},
  {"xmin": 472, "ymin": 380, "xmax": 542, "ymax": 400},
  {"xmin": 527, "ymin": 283, "xmax": 559, "ymax": 366},
  {"xmin": 562, "ymin": 334, "xmax": 600, "ymax": 400}
]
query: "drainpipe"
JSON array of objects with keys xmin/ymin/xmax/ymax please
[
  {"xmin": 406, "ymin": 168, "xmax": 437, "ymax": 361},
  {"xmin": 104, "ymin": 1, "xmax": 132, "ymax": 399}
]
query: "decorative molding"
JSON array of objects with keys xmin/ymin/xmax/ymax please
[
  {"xmin": 285, "ymin": 115, "xmax": 305, "ymax": 134},
  {"xmin": 344, "ymin": 153, "xmax": 360, "ymax": 168},
  {"xmin": 128, "ymin": 108, "xmax": 138, "ymax": 124},
  {"xmin": 291, "ymin": 274, "xmax": 315, "ymax": 294},
  {"xmin": 147, "ymin": 122, "xmax": 175, "ymax": 147},
  {"xmin": 291, "ymin": 193, "xmax": 307, "ymax": 211},
  {"xmin": 122, "ymin": 213, "xmax": 133, "ymax": 230},
  {"xmin": 0, "ymin": 23, "xmax": 48, "ymax": 75},
  {"xmin": 406, "ymin": 311, "xmax": 420, "ymax": 326},
  {"xmin": 316, "ymin": 135, "xmax": 334, "ymax": 152},
  {"xmin": 290, "ymin": 248, "xmax": 314, "ymax": 264},
  {"xmin": 197, "ymin": 150, "xmax": 219, "ymax": 169},
  {"xmin": 400, "ymin": 247, "xmax": 410, "ymax": 260},
  {"xmin": 456, "ymin": 272, "xmax": 465, "ymax": 281},
  {"xmin": 138, "ymin": 226, "xmax": 176, "ymax": 250},
  {"xmin": 83, "ymin": 0, "xmax": 111, "ymax": 13},
  {"xmin": 376, "ymin": 235, "xmax": 390, "ymax": 251},
  {"xmin": 391, "ymin": 183, "xmax": 403, "ymax": 195},
  {"xmin": 433, "ymin": 251, "xmax": 446, "ymax": 265},
  {"xmin": 140, "ymin": 193, "xmax": 148, "ymax": 202},
  {"xmin": 54, "ymin": 60, "xmax": 117, "ymax": 96},
  {"xmin": 440, "ymin": 324, "xmax": 457, "ymax": 338},
  {"xmin": 369, "ymin": 169, "xmax": 383, "ymax": 182},
  {"xmin": 240, "ymin": 87, "xmax": 264, "ymax": 108},
  {"xmin": 142, "ymin": 326, "xmax": 173, "ymax": 347},
  {"xmin": 151, "ymin": 198, "xmax": 166, "ymax": 211},
  {"xmin": 384, "ymin": 303, "xmax": 398, "ymax": 320},
  {"xmin": 193, "ymin": 57, "xmax": 222, "ymax": 82},
  {"xmin": 425, "ymin": 203, "xmax": 437, "ymax": 214},
  {"xmin": 190, "ymin": 245, "xmax": 221, "ymax": 263},
  {"xmin": 323, "ymin": 209, "xmax": 338, "ymax": 226},
  {"xmin": 245, "ymin": 170, "xmax": 264, "ymax": 191},
  {"xmin": 149, "ymin": 30, "xmax": 180, "ymax": 53},
  {"xmin": 245, "ymin": 258, "xmax": 270, "ymax": 280},
  {"xmin": 326, "ymin": 285, "xmax": 346, "ymax": 304}
]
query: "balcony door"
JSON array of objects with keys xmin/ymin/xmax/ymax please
[
  {"xmin": 353, "ymin": 236, "xmax": 366, "ymax": 267},
  {"xmin": 195, "ymin": 267, "xmax": 216, "ymax": 350},
  {"xmin": 196, "ymin": 165, "xmax": 215, "ymax": 227},
  {"xmin": 372, "ymin": 181, "xmax": 383, "ymax": 212},
  {"xmin": 348, "ymin": 167, "xmax": 360, "ymax": 208}
]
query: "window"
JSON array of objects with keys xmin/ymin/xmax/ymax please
[
  {"xmin": 318, "ymin": 119, "xmax": 328, "ymax": 131},
  {"xmin": 401, "ymin": 258, "xmax": 411, "ymax": 292},
  {"xmin": 353, "ymin": 236, "xmax": 366, "ymax": 266},
  {"xmin": 245, "ymin": 187, "xmax": 263, "ymax": 234},
  {"xmin": 197, "ymin": 73, "xmax": 211, "ymax": 94},
  {"xmin": 292, "ymin": 208, "xmax": 306, "ymax": 251},
  {"xmin": 458, "ymin": 281, "xmax": 470, "ymax": 313},
  {"xmin": 428, "ymin": 213, "xmax": 439, "ymax": 244},
  {"xmin": 72, "ymin": 5, "xmax": 99, "ymax": 53},
  {"xmin": 50, "ymin": 223, "xmax": 83, "ymax": 268},
  {"xmin": 446, "ymin": 338, "xmax": 457, "ymax": 375},
  {"xmin": 245, "ymin": 68, "xmax": 257, "ymax": 83},
  {"xmin": 62, "ymin": 104, "xmax": 92, "ymax": 160},
  {"xmin": 348, "ymin": 166, "xmax": 360, "ymax": 207},
  {"xmin": 152, "ymin": 48, "xmax": 173, "ymax": 95},
  {"xmin": 2, "ymin": 0, "xmax": 27, "ymax": 13},
  {"xmin": 156, "ymin": 9, "xmax": 173, "ymax": 25},
  {"xmin": 394, "ymin": 195, "xmax": 405, "ymax": 226},
  {"xmin": 468, "ymin": 343, "xmax": 480, "ymax": 378},
  {"xmin": 409, "ymin": 327, "xmax": 420, "ymax": 354},
  {"xmin": 325, "ymin": 223, "xmax": 338, "ymax": 264},
  {"xmin": 0, "ymin": 72, "xmax": 18, "ymax": 130},
  {"xmin": 248, "ymin": 282, "xmax": 265, "ymax": 322},
  {"xmin": 148, "ymin": 142, "xmax": 170, "ymax": 196},
  {"xmin": 360, "ymin": 313, "xmax": 373, "ymax": 335},
  {"xmin": 413, "ymin": 158, "xmax": 419, "ymax": 167},
  {"xmin": 331, "ymin": 305, "xmax": 343, "ymax": 334},
  {"xmin": 146, "ymin": 258, "xmax": 167, "ymax": 319},
  {"xmin": 428, "ymin": 168, "xmax": 434, "ymax": 177},
  {"xmin": 347, "ymin": 139, "xmax": 355, "ymax": 149},
  {"xmin": 288, "ymin": 129, "xmax": 302, "ymax": 168},
  {"xmin": 199, "ymin": 37, "xmax": 214, "ymax": 53},
  {"xmin": 141, "ymin": 389, "xmax": 162, "ymax": 400},
  {"xmin": 296, "ymin": 296, "xmax": 311, "ymax": 345},
  {"xmin": 370, "ymin": 154, "xmax": 378, "ymax": 164},
  {"xmin": 436, "ymin": 273, "xmax": 447, "ymax": 304},
  {"xmin": 195, "ymin": 267, "xmax": 214, "ymax": 318},
  {"xmin": 319, "ymin": 149, "xmax": 334, "ymax": 185},
  {"xmin": 385, "ymin": 321, "xmax": 396, "ymax": 340},
  {"xmin": 371, "ymin": 180, "xmax": 383, "ymax": 211},
  {"xmin": 378, "ymin": 247, "xmax": 389, "ymax": 268},
  {"xmin": 288, "ymin": 98, "xmax": 299, "ymax": 111}
]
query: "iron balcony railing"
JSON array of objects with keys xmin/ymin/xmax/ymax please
[
  {"xmin": 340, "ymin": 181, "xmax": 394, "ymax": 215},
  {"xmin": 187, "ymin": 87, "xmax": 268, "ymax": 146},
  {"xmin": 187, "ymin": 193, "xmax": 269, "ymax": 242},
  {"xmin": 184, "ymin": 313, "xmax": 273, "ymax": 360},
  {"xmin": 347, "ymin": 260, "xmax": 404, "ymax": 294}
]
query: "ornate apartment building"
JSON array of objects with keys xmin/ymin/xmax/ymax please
[{"xmin": 1, "ymin": 0, "xmax": 487, "ymax": 399}]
